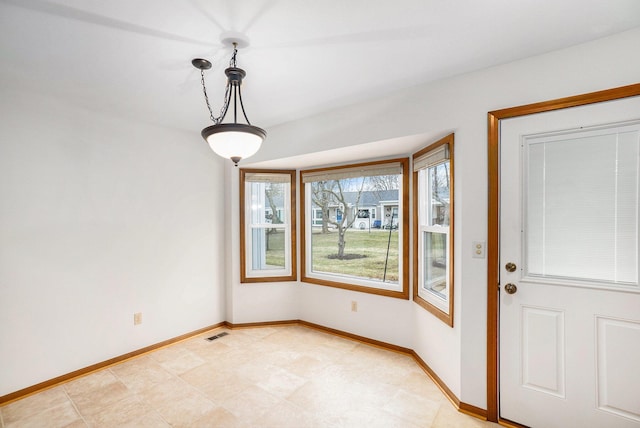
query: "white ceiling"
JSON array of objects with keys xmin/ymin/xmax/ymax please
[{"xmin": 2, "ymin": 0, "xmax": 640, "ymax": 136}]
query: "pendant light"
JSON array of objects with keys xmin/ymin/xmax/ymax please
[{"xmin": 192, "ymin": 41, "xmax": 266, "ymax": 166}]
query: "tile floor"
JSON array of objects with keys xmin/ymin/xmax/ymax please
[{"xmin": 0, "ymin": 325, "xmax": 499, "ymax": 427}]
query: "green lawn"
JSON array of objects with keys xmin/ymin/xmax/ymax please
[
  {"xmin": 263, "ymin": 228, "xmax": 400, "ymax": 282},
  {"xmin": 264, "ymin": 229, "xmax": 286, "ymax": 268},
  {"xmin": 310, "ymin": 228, "xmax": 399, "ymax": 282}
]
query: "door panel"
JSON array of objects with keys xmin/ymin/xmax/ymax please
[
  {"xmin": 500, "ymin": 96, "xmax": 640, "ymax": 428},
  {"xmin": 596, "ymin": 317, "xmax": 640, "ymax": 422},
  {"xmin": 521, "ymin": 306, "xmax": 565, "ymax": 398}
]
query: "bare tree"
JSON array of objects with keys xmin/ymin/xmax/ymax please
[
  {"xmin": 264, "ymin": 183, "xmax": 283, "ymax": 225},
  {"xmin": 310, "ymin": 180, "xmax": 335, "ymax": 234},
  {"xmin": 369, "ymin": 174, "xmax": 399, "ymax": 192},
  {"xmin": 431, "ymin": 163, "xmax": 450, "ymax": 225},
  {"xmin": 264, "ymin": 183, "xmax": 283, "ymax": 250},
  {"xmin": 312, "ymin": 178, "xmax": 366, "ymax": 258}
]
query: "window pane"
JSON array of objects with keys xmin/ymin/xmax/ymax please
[
  {"xmin": 252, "ymin": 182, "xmax": 287, "ymax": 224},
  {"xmin": 423, "ymin": 231, "xmax": 447, "ymax": 298},
  {"xmin": 251, "ymin": 227, "xmax": 286, "ymax": 270},
  {"xmin": 307, "ymin": 172, "xmax": 402, "ymax": 285},
  {"xmin": 428, "ymin": 163, "xmax": 450, "ymax": 226}
]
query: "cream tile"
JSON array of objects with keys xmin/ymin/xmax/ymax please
[
  {"xmin": 310, "ymin": 363, "xmax": 364, "ymax": 388},
  {"xmin": 286, "ymin": 376, "xmax": 389, "ymax": 420},
  {"xmin": 340, "ymin": 343, "xmax": 407, "ymax": 371},
  {"xmin": 5, "ymin": 401, "xmax": 80, "ymax": 428},
  {"xmin": 81, "ymin": 395, "xmax": 149, "ymax": 427},
  {"xmin": 256, "ymin": 348, "xmax": 304, "ymax": 368},
  {"xmin": 182, "ymin": 366, "xmax": 254, "ymax": 403},
  {"xmin": 244, "ymin": 339, "xmax": 292, "ymax": 359},
  {"xmin": 302, "ymin": 343, "xmax": 352, "ymax": 363},
  {"xmin": 110, "ymin": 356, "xmax": 173, "ymax": 392},
  {"xmin": 64, "ymin": 370, "xmax": 119, "ymax": 397},
  {"xmin": 219, "ymin": 385, "xmax": 282, "ymax": 424},
  {"xmin": 119, "ymin": 411, "xmax": 171, "ymax": 428},
  {"xmin": 205, "ymin": 346, "xmax": 258, "ymax": 369},
  {"xmin": 135, "ymin": 377, "xmax": 199, "ymax": 409},
  {"xmin": 1, "ymin": 386, "xmax": 69, "ymax": 425},
  {"xmin": 256, "ymin": 327, "xmax": 303, "ymax": 347},
  {"xmin": 68, "ymin": 380, "xmax": 132, "ymax": 417},
  {"xmin": 230, "ymin": 357, "xmax": 274, "ymax": 384},
  {"xmin": 151, "ymin": 348, "xmax": 205, "ymax": 375},
  {"xmin": 325, "ymin": 405, "xmax": 422, "ymax": 428},
  {"xmin": 393, "ymin": 371, "xmax": 444, "ymax": 399},
  {"xmin": 282, "ymin": 354, "xmax": 329, "ymax": 379},
  {"xmin": 256, "ymin": 366, "xmax": 307, "ymax": 398},
  {"xmin": 61, "ymin": 420, "xmax": 87, "ymax": 428},
  {"xmin": 148, "ymin": 344, "xmax": 188, "ymax": 363},
  {"xmin": 237, "ymin": 326, "xmax": 281, "ymax": 339},
  {"xmin": 154, "ymin": 392, "xmax": 217, "ymax": 427},
  {"xmin": 260, "ymin": 400, "xmax": 318, "ymax": 428},
  {"xmin": 185, "ymin": 406, "xmax": 247, "ymax": 428},
  {"xmin": 383, "ymin": 389, "xmax": 441, "ymax": 427}
]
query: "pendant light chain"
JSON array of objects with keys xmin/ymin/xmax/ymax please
[
  {"xmin": 199, "ymin": 69, "xmax": 215, "ymax": 122},
  {"xmin": 230, "ymin": 43, "xmax": 238, "ymax": 67},
  {"xmin": 197, "ymin": 43, "xmax": 241, "ymax": 124},
  {"xmin": 199, "ymin": 68, "xmax": 231, "ymax": 125}
]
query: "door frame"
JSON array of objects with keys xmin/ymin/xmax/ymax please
[{"xmin": 486, "ymin": 83, "xmax": 640, "ymax": 423}]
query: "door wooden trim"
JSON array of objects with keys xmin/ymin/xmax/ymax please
[{"xmin": 486, "ymin": 82, "xmax": 640, "ymax": 422}]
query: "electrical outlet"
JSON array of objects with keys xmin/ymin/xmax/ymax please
[
  {"xmin": 134, "ymin": 312, "xmax": 142, "ymax": 325},
  {"xmin": 351, "ymin": 301, "xmax": 358, "ymax": 312}
]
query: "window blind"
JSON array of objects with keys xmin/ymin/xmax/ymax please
[
  {"xmin": 301, "ymin": 162, "xmax": 403, "ymax": 183},
  {"xmin": 413, "ymin": 144, "xmax": 449, "ymax": 172},
  {"xmin": 244, "ymin": 172, "xmax": 292, "ymax": 184}
]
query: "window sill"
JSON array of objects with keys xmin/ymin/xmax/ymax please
[{"xmin": 301, "ymin": 274, "xmax": 409, "ymax": 299}]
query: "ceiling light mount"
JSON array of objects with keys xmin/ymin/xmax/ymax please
[
  {"xmin": 191, "ymin": 58, "xmax": 212, "ymax": 70},
  {"xmin": 219, "ymin": 31, "xmax": 250, "ymax": 50},
  {"xmin": 192, "ymin": 35, "xmax": 265, "ymax": 166}
]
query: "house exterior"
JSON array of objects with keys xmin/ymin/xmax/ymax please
[{"xmin": 312, "ymin": 189, "xmax": 399, "ymax": 229}]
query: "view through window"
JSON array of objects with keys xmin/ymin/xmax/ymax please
[{"xmin": 301, "ymin": 159, "xmax": 409, "ymax": 298}]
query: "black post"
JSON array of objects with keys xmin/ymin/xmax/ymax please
[{"xmin": 382, "ymin": 210, "xmax": 395, "ymax": 282}]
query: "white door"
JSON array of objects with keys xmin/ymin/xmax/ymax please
[{"xmin": 500, "ymin": 96, "xmax": 640, "ymax": 428}]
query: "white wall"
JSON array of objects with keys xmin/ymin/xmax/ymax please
[
  {"xmin": 224, "ymin": 166, "xmax": 303, "ymax": 324},
  {"xmin": 0, "ymin": 88, "xmax": 227, "ymax": 396},
  {"xmin": 232, "ymin": 27, "xmax": 640, "ymax": 409}
]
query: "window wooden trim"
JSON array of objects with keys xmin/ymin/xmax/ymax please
[
  {"xmin": 240, "ymin": 169, "xmax": 297, "ymax": 283},
  {"xmin": 413, "ymin": 133, "xmax": 455, "ymax": 326},
  {"xmin": 300, "ymin": 158, "xmax": 410, "ymax": 299}
]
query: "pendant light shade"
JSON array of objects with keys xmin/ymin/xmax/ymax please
[
  {"xmin": 202, "ymin": 123, "xmax": 266, "ymax": 164},
  {"xmin": 192, "ymin": 38, "xmax": 266, "ymax": 166}
]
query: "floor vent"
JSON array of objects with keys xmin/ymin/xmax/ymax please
[{"xmin": 205, "ymin": 332, "xmax": 229, "ymax": 341}]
